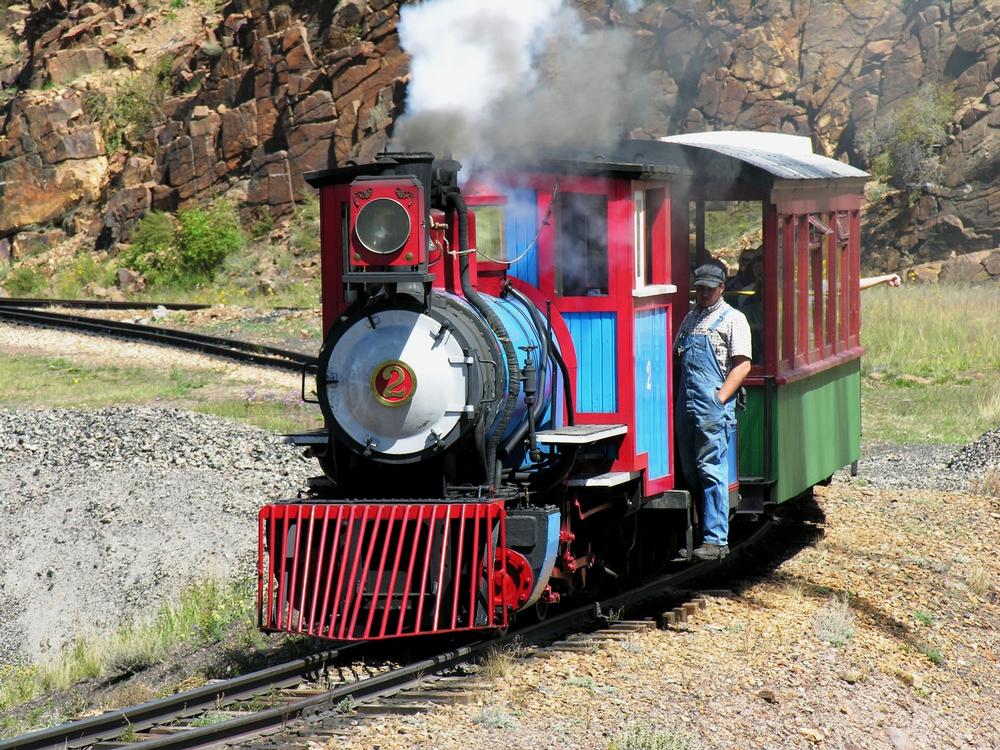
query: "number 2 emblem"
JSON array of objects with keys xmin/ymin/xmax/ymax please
[{"xmin": 371, "ymin": 360, "xmax": 417, "ymax": 407}]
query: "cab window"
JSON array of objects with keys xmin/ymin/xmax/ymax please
[
  {"xmin": 475, "ymin": 205, "xmax": 505, "ymax": 262},
  {"xmin": 555, "ymin": 192, "xmax": 608, "ymax": 296}
]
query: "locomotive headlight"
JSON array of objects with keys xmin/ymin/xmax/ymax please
[{"xmin": 355, "ymin": 198, "xmax": 411, "ymax": 255}]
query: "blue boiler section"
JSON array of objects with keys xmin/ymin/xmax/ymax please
[{"xmin": 440, "ymin": 291, "xmax": 556, "ymax": 445}]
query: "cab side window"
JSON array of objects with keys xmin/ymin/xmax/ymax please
[{"xmin": 555, "ymin": 192, "xmax": 608, "ymax": 296}]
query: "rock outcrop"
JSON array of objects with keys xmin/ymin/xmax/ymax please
[{"xmin": 0, "ymin": 0, "xmax": 998, "ymax": 278}]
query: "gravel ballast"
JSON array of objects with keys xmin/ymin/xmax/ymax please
[
  {"xmin": 1, "ymin": 402, "xmax": 996, "ymax": 669},
  {"xmin": 0, "ymin": 407, "xmax": 314, "ymax": 664}
]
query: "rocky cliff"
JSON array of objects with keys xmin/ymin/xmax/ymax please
[{"xmin": 0, "ymin": 0, "xmax": 998, "ymax": 284}]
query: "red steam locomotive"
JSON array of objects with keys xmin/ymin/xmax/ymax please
[{"xmin": 257, "ymin": 135, "xmax": 868, "ymax": 641}]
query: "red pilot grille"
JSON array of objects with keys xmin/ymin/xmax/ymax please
[{"xmin": 257, "ymin": 501, "xmax": 508, "ymax": 640}]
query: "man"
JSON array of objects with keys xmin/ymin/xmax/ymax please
[{"xmin": 674, "ymin": 263, "xmax": 752, "ymax": 560}]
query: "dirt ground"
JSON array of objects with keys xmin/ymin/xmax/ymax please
[{"xmin": 339, "ymin": 480, "xmax": 1000, "ymax": 750}]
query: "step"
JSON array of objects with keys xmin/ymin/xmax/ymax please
[
  {"xmin": 535, "ymin": 424, "xmax": 627, "ymax": 445},
  {"xmin": 568, "ymin": 471, "xmax": 640, "ymax": 487}
]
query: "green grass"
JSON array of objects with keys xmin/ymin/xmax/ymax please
[
  {"xmin": 0, "ymin": 266, "xmax": 46, "ymax": 296},
  {"xmin": 0, "ymin": 356, "xmax": 320, "ymax": 433},
  {"xmin": 861, "ymin": 285, "xmax": 1000, "ymax": 444},
  {"xmin": 0, "ymin": 578, "xmax": 258, "ymax": 733},
  {"xmin": 0, "ymin": 358, "xmax": 211, "ymax": 408},
  {"xmin": 194, "ymin": 398, "xmax": 321, "ymax": 434}
]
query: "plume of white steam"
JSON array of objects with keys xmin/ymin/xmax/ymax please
[{"xmin": 393, "ymin": 0, "xmax": 649, "ymax": 165}]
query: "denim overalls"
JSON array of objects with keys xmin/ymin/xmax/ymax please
[{"xmin": 675, "ymin": 309, "xmax": 736, "ymax": 547}]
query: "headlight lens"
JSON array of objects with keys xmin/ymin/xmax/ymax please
[{"xmin": 355, "ymin": 198, "xmax": 411, "ymax": 255}]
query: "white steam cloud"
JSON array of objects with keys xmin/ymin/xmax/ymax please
[{"xmin": 393, "ymin": 0, "xmax": 649, "ymax": 165}]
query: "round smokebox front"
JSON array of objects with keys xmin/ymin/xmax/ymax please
[{"xmin": 322, "ymin": 309, "xmax": 472, "ymax": 461}]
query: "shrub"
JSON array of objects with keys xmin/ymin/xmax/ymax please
[
  {"xmin": 812, "ymin": 594, "xmax": 855, "ymax": 647},
  {"xmin": 120, "ymin": 204, "xmax": 244, "ymax": 289},
  {"xmin": 120, "ymin": 211, "xmax": 178, "ymax": 284},
  {"xmin": 609, "ymin": 722, "xmax": 696, "ymax": 750},
  {"xmin": 858, "ymin": 83, "xmax": 956, "ymax": 190},
  {"xmin": 290, "ymin": 194, "xmax": 320, "ymax": 254},
  {"xmin": 53, "ymin": 253, "xmax": 117, "ymax": 297},
  {"xmin": 88, "ymin": 55, "xmax": 174, "ymax": 154},
  {"xmin": 176, "ymin": 203, "xmax": 244, "ymax": 280},
  {"xmin": 1, "ymin": 265, "xmax": 46, "ymax": 296}
]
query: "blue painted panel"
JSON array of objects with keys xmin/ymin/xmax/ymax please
[
  {"xmin": 504, "ymin": 189, "xmax": 539, "ymax": 286},
  {"xmin": 634, "ymin": 309, "xmax": 669, "ymax": 479},
  {"xmin": 564, "ymin": 312, "xmax": 617, "ymax": 413}
]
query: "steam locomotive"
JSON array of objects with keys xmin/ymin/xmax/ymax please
[{"xmin": 257, "ymin": 135, "xmax": 869, "ymax": 641}]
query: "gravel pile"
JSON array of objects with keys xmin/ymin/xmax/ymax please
[
  {"xmin": 847, "ymin": 442, "xmax": 967, "ymax": 491},
  {"xmin": 0, "ymin": 407, "xmax": 315, "ymax": 664},
  {"xmin": 947, "ymin": 425, "xmax": 1000, "ymax": 480},
  {"xmin": 848, "ymin": 427, "xmax": 1000, "ymax": 492}
]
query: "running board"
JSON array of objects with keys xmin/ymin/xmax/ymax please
[{"xmin": 535, "ymin": 424, "xmax": 627, "ymax": 445}]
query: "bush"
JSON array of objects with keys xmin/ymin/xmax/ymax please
[
  {"xmin": 53, "ymin": 253, "xmax": 117, "ymax": 298},
  {"xmin": 176, "ymin": 203, "xmax": 244, "ymax": 279},
  {"xmin": 290, "ymin": 194, "xmax": 320, "ymax": 254},
  {"xmin": 85, "ymin": 55, "xmax": 174, "ymax": 154},
  {"xmin": 858, "ymin": 83, "xmax": 956, "ymax": 190},
  {"xmin": 609, "ymin": 722, "xmax": 696, "ymax": 750},
  {"xmin": 812, "ymin": 594, "xmax": 855, "ymax": 647},
  {"xmin": 1, "ymin": 266, "xmax": 46, "ymax": 296},
  {"xmin": 120, "ymin": 204, "xmax": 244, "ymax": 288}
]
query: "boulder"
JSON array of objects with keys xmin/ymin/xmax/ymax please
[
  {"xmin": 117, "ymin": 267, "xmax": 145, "ymax": 293},
  {"xmin": 47, "ymin": 47, "xmax": 106, "ymax": 84},
  {"xmin": 937, "ymin": 250, "xmax": 992, "ymax": 283},
  {"xmin": 0, "ymin": 153, "xmax": 107, "ymax": 231},
  {"xmin": 103, "ymin": 185, "xmax": 152, "ymax": 243},
  {"xmin": 220, "ymin": 101, "xmax": 259, "ymax": 160},
  {"xmin": 983, "ymin": 249, "xmax": 1000, "ymax": 277}
]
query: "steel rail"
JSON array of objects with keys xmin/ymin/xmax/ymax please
[
  {"xmin": 0, "ymin": 644, "xmax": 365, "ymax": 750},
  {"xmin": 0, "ymin": 299, "xmax": 213, "ymax": 311},
  {"xmin": 0, "ymin": 308, "xmax": 317, "ymax": 372},
  {"xmin": 0, "ymin": 516, "xmax": 777, "ymax": 750}
]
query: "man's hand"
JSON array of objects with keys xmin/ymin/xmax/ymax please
[{"xmin": 718, "ymin": 356, "xmax": 751, "ymax": 403}]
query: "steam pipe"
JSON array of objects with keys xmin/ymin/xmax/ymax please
[
  {"xmin": 501, "ymin": 285, "xmax": 553, "ymax": 456},
  {"xmin": 446, "ymin": 190, "xmax": 520, "ymax": 489},
  {"xmin": 519, "ymin": 346, "xmax": 541, "ymax": 462},
  {"xmin": 507, "ymin": 290, "xmax": 577, "ymax": 429}
]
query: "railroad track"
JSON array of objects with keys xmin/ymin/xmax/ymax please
[
  {"xmin": 0, "ymin": 299, "xmax": 214, "ymax": 312},
  {"xmin": 0, "ymin": 307, "xmax": 317, "ymax": 373},
  {"xmin": 0, "ymin": 511, "xmax": 812, "ymax": 750}
]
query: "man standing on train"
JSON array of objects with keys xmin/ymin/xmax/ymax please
[{"xmin": 674, "ymin": 263, "xmax": 752, "ymax": 560}]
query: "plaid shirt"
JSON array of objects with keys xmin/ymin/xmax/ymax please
[{"xmin": 675, "ymin": 299, "xmax": 752, "ymax": 375}]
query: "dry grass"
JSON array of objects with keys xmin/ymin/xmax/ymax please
[
  {"xmin": 965, "ymin": 567, "xmax": 993, "ymax": 596},
  {"xmin": 480, "ymin": 641, "xmax": 524, "ymax": 681},
  {"xmin": 609, "ymin": 721, "xmax": 697, "ymax": 750},
  {"xmin": 971, "ymin": 469, "xmax": 1000, "ymax": 498},
  {"xmin": 812, "ymin": 594, "xmax": 856, "ymax": 647}
]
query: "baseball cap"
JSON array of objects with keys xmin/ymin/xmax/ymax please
[{"xmin": 693, "ymin": 264, "xmax": 726, "ymax": 288}]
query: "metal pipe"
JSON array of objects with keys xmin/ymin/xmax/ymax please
[{"xmin": 447, "ymin": 190, "xmax": 520, "ymax": 488}]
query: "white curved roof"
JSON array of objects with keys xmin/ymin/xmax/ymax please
[{"xmin": 662, "ymin": 131, "xmax": 868, "ymax": 181}]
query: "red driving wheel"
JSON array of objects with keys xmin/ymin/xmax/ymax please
[{"xmin": 493, "ymin": 548, "xmax": 535, "ymax": 611}]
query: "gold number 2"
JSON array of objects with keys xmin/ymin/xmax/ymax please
[{"xmin": 381, "ymin": 365, "xmax": 407, "ymax": 399}]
